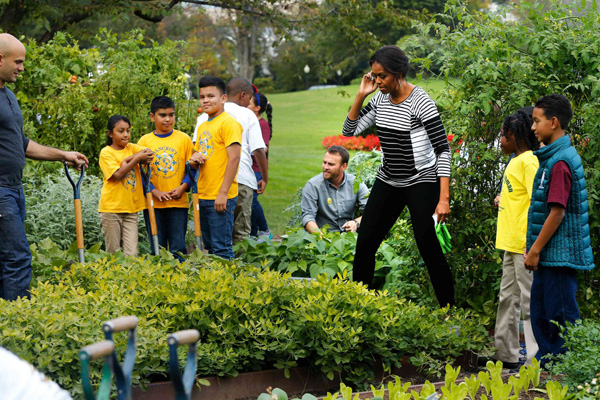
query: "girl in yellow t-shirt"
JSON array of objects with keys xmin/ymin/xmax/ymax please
[
  {"xmin": 490, "ymin": 107, "xmax": 540, "ymax": 369},
  {"xmin": 98, "ymin": 115, "xmax": 154, "ymax": 256}
]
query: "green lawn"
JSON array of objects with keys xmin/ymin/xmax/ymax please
[{"xmin": 260, "ymin": 79, "xmax": 448, "ymax": 234}]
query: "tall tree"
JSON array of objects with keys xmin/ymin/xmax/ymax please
[{"xmin": 0, "ymin": 0, "xmax": 316, "ymax": 43}]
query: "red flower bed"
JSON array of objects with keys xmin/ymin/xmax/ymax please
[
  {"xmin": 323, "ymin": 134, "xmax": 458, "ymax": 152},
  {"xmin": 321, "ymin": 134, "xmax": 381, "ymax": 151}
]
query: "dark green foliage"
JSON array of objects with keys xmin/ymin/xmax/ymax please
[
  {"xmin": 0, "ymin": 243, "xmax": 491, "ymax": 396},
  {"xmin": 13, "ymin": 29, "xmax": 196, "ymax": 175},
  {"xmin": 546, "ymin": 320, "xmax": 600, "ymax": 392}
]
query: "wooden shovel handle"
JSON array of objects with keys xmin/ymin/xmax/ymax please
[{"xmin": 168, "ymin": 329, "xmax": 200, "ymax": 346}]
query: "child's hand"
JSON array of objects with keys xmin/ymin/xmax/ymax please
[
  {"xmin": 524, "ymin": 248, "xmax": 539, "ymax": 271},
  {"xmin": 257, "ymin": 178, "xmax": 267, "ymax": 194},
  {"xmin": 189, "ymin": 153, "xmax": 206, "ymax": 165},
  {"xmin": 494, "ymin": 195, "xmax": 500, "ymax": 207},
  {"xmin": 151, "ymin": 189, "xmax": 171, "ymax": 202},
  {"xmin": 168, "ymin": 184, "xmax": 187, "ymax": 200},
  {"xmin": 214, "ymin": 192, "xmax": 228, "ymax": 213},
  {"xmin": 137, "ymin": 148, "xmax": 154, "ymax": 164}
]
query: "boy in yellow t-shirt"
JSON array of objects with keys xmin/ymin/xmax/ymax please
[
  {"xmin": 98, "ymin": 115, "xmax": 154, "ymax": 256},
  {"xmin": 492, "ymin": 108, "xmax": 540, "ymax": 369},
  {"xmin": 138, "ymin": 96, "xmax": 194, "ymax": 260},
  {"xmin": 190, "ymin": 76, "xmax": 242, "ymax": 259}
]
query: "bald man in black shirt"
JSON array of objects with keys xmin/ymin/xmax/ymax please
[{"xmin": 0, "ymin": 33, "xmax": 88, "ymax": 300}]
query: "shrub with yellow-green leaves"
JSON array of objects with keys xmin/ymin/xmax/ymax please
[{"xmin": 0, "ymin": 246, "xmax": 491, "ymax": 396}]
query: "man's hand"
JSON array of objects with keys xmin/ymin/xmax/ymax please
[
  {"xmin": 189, "ymin": 152, "xmax": 206, "ymax": 166},
  {"xmin": 257, "ymin": 179, "xmax": 267, "ymax": 194},
  {"xmin": 168, "ymin": 184, "xmax": 188, "ymax": 200},
  {"xmin": 63, "ymin": 151, "xmax": 89, "ymax": 169},
  {"xmin": 215, "ymin": 192, "xmax": 228, "ymax": 213},
  {"xmin": 524, "ymin": 248, "xmax": 539, "ymax": 271},
  {"xmin": 152, "ymin": 189, "xmax": 171, "ymax": 202},
  {"xmin": 341, "ymin": 220, "xmax": 359, "ymax": 232}
]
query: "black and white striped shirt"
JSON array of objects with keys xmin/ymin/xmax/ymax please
[{"xmin": 342, "ymin": 86, "xmax": 451, "ymax": 187}]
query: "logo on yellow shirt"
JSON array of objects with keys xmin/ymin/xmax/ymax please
[
  {"xmin": 152, "ymin": 146, "xmax": 179, "ymax": 179},
  {"xmin": 196, "ymin": 131, "xmax": 214, "ymax": 158},
  {"xmin": 121, "ymin": 169, "xmax": 138, "ymax": 192}
]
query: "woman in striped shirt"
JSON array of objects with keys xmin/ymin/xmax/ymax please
[{"xmin": 343, "ymin": 45, "xmax": 454, "ymax": 307}]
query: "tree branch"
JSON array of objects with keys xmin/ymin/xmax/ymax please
[{"xmin": 39, "ymin": 10, "xmax": 93, "ymax": 42}]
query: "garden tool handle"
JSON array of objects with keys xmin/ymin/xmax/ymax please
[
  {"xmin": 80, "ymin": 340, "xmax": 115, "ymax": 362},
  {"xmin": 140, "ymin": 163, "xmax": 152, "ymax": 194},
  {"xmin": 103, "ymin": 316, "xmax": 139, "ymax": 333},
  {"xmin": 64, "ymin": 162, "xmax": 86, "ymax": 262},
  {"xmin": 140, "ymin": 163, "xmax": 159, "ymax": 247},
  {"xmin": 186, "ymin": 162, "xmax": 203, "ymax": 250},
  {"xmin": 168, "ymin": 329, "xmax": 200, "ymax": 346},
  {"xmin": 64, "ymin": 161, "xmax": 86, "ymax": 199},
  {"xmin": 191, "ymin": 193, "xmax": 201, "ymax": 238},
  {"xmin": 185, "ymin": 161, "xmax": 200, "ymax": 194}
]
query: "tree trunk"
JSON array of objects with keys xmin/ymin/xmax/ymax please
[{"xmin": 234, "ymin": 12, "xmax": 259, "ymax": 81}]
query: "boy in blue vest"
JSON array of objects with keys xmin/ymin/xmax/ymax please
[{"xmin": 525, "ymin": 94, "xmax": 595, "ymax": 367}]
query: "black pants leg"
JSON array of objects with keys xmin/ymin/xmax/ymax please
[
  {"xmin": 353, "ymin": 179, "xmax": 408, "ymax": 286},
  {"xmin": 353, "ymin": 179, "xmax": 455, "ymax": 308},
  {"xmin": 404, "ymin": 181, "xmax": 455, "ymax": 308}
]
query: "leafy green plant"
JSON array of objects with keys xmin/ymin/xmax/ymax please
[
  {"xmin": 14, "ymin": 29, "xmax": 196, "ymax": 175},
  {"xmin": 545, "ymin": 320, "xmax": 600, "ymax": 391},
  {"xmin": 0, "ymin": 240, "xmax": 491, "ymax": 396},
  {"xmin": 571, "ymin": 373, "xmax": 600, "ymax": 399},
  {"xmin": 23, "ymin": 172, "xmax": 150, "ymax": 253},
  {"xmin": 234, "ymin": 228, "xmax": 395, "ymax": 285},
  {"xmin": 255, "ymin": 359, "xmax": 568, "ymax": 400}
]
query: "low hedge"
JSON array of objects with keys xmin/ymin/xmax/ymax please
[{"xmin": 0, "ymin": 245, "xmax": 490, "ymax": 396}]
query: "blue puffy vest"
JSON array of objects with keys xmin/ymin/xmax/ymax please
[{"xmin": 526, "ymin": 135, "xmax": 595, "ymax": 270}]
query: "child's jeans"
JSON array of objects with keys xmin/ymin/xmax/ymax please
[
  {"xmin": 199, "ymin": 197, "xmax": 237, "ymax": 260},
  {"xmin": 143, "ymin": 207, "xmax": 188, "ymax": 261},
  {"xmin": 250, "ymin": 171, "xmax": 269, "ymax": 236},
  {"xmin": 530, "ymin": 266, "xmax": 579, "ymax": 367},
  {"xmin": 494, "ymin": 250, "xmax": 538, "ymax": 365}
]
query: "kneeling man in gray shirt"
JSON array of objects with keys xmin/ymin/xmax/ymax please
[{"xmin": 301, "ymin": 145, "xmax": 369, "ymax": 233}]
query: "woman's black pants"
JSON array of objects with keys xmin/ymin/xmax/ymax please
[{"xmin": 353, "ymin": 178, "xmax": 455, "ymax": 307}]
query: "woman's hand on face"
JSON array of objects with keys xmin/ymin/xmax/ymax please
[
  {"xmin": 359, "ymin": 72, "xmax": 378, "ymax": 96},
  {"xmin": 435, "ymin": 201, "xmax": 450, "ymax": 224}
]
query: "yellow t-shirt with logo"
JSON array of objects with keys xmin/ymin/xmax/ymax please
[
  {"xmin": 194, "ymin": 112, "xmax": 242, "ymax": 200},
  {"xmin": 137, "ymin": 130, "xmax": 194, "ymax": 209},
  {"xmin": 496, "ymin": 151, "xmax": 539, "ymax": 253},
  {"xmin": 98, "ymin": 143, "xmax": 147, "ymax": 213}
]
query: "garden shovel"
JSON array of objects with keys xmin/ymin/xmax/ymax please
[
  {"xmin": 64, "ymin": 162, "xmax": 86, "ymax": 263},
  {"xmin": 185, "ymin": 161, "xmax": 203, "ymax": 251},
  {"xmin": 140, "ymin": 164, "xmax": 160, "ymax": 256}
]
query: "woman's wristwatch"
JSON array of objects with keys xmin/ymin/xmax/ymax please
[{"xmin": 354, "ymin": 219, "xmax": 360, "ymax": 229}]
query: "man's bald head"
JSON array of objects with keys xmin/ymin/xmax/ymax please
[
  {"xmin": 0, "ymin": 34, "xmax": 25, "ymax": 57},
  {"xmin": 0, "ymin": 33, "xmax": 26, "ymax": 87},
  {"xmin": 226, "ymin": 77, "xmax": 254, "ymax": 107}
]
